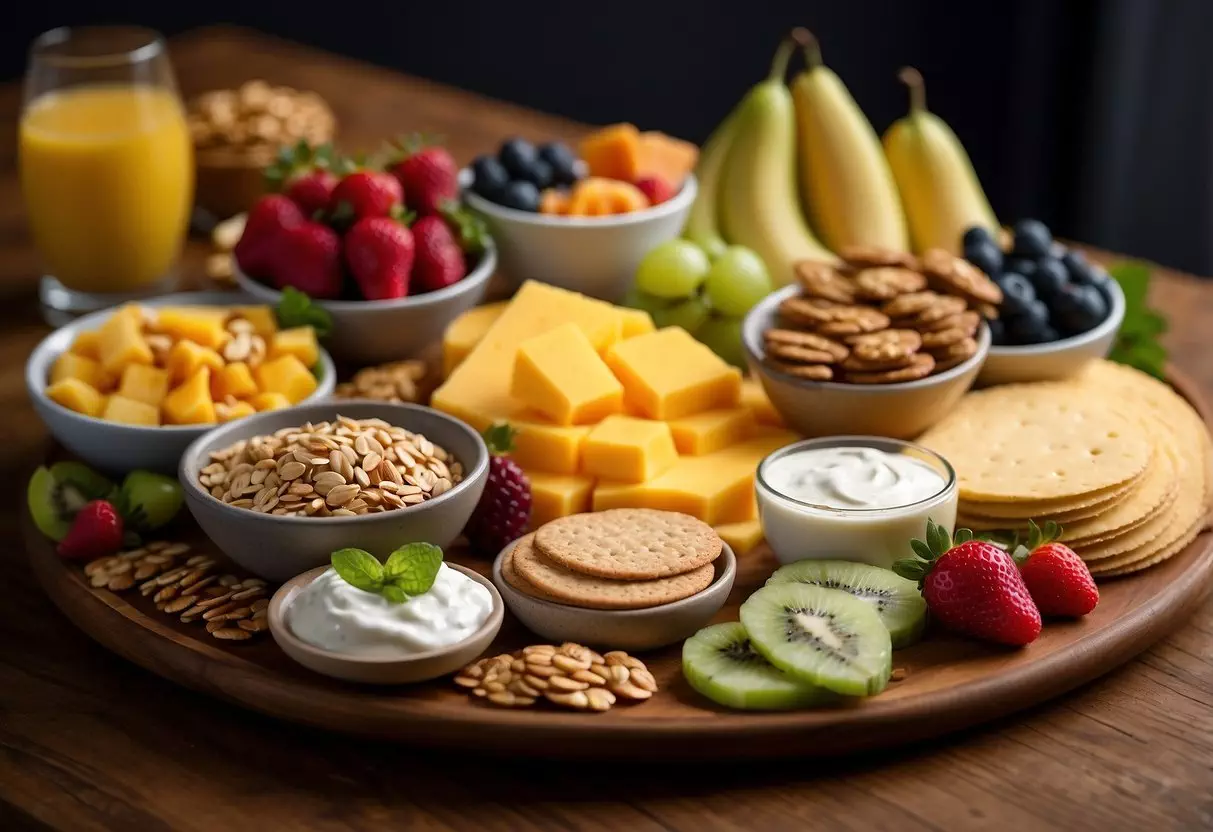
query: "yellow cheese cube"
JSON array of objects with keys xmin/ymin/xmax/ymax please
[
  {"xmin": 715, "ymin": 519, "xmax": 765, "ymax": 555},
  {"xmin": 528, "ymin": 472, "xmax": 596, "ymax": 528},
  {"xmin": 618, "ymin": 307, "xmax": 655, "ymax": 338},
  {"xmin": 46, "ymin": 378, "xmax": 106, "ymax": 418},
  {"xmin": 582, "ymin": 415, "xmax": 677, "ymax": 483},
  {"xmin": 605, "ymin": 327, "xmax": 741, "ymax": 420},
  {"xmin": 51, "ymin": 352, "xmax": 112, "ymax": 393},
  {"xmin": 667, "ymin": 407, "xmax": 755, "ymax": 456},
  {"xmin": 97, "ymin": 308, "xmax": 154, "ymax": 375},
  {"xmin": 102, "ymin": 394, "xmax": 160, "ymax": 426},
  {"xmin": 117, "ymin": 364, "xmax": 170, "ymax": 407},
  {"xmin": 155, "ymin": 306, "xmax": 230, "ymax": 349},
  {"xmin": 165, "ymin": 340, "xmax": 224, "ymax": 385},
  {"xmin": 255, "ymin": 355, "xmax": 318, "ymax": 404},
  {"xmin": 250, "ymin": 392, "xmax": 292, "ymax": 411},
  {"xmin": 69, "ymin": 329, "xmax": 103, "ymax": 360},
  {"xmin": 442, "ymin": 301, "xmax": 508, "ymax": 377},
  {"xmin": 270, "ymin": 326, "xmax": 319, "ymax": 368},
  {"xmin": 211, "ymin": 362, "xmax": 259, "ymax": 402},
  {"xmin": 511, "ymin": 323, "xmax": 624, "ymax": 426},
  {"xmin": 162, "ymin": 367, "xmax": 217, "ymax": 425},
  {"xmin": 592, "ymin": 429, "xmax": 797, "ymax": 524},
  {"xmin": 741, "ymin": 379, "xmax": 785, "ymax": 427},
  {"xmin": 231, "ymin": 305, "xmax": 278, "ymax": 339},
  {"xmin": 216, "ymin": 400, "xmax": 257, "ymax": 422}
]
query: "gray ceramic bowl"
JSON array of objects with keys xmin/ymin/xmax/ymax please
[
  {"xmin": 742, "ymin": 284, "xmax": 990, "ymax": 440},
  {"xmin": 234, "ymin": 239, "xmax": 495, "ymax": 365},
  {"xmin": 268, "ymin": 563, "xmax": 503, "ymax": 684},
  {"xmin": 977, "ymin": 276, "xmax": 1125, "ymax": 387},
  {"xmin": 179, "ymin": 401, "xmax": 488, "ymax": 581},
  {"xmin": 491, "ymin": 539, "xmax": 736, "ymax": 652},
  {"xmin": 26, "ymin": 291, "xmax": 336, "ymax": 475}
]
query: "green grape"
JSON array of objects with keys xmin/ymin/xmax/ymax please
[
  {"xmin": 120, "ymin": 470, "xmax": 184, "ymax": 530},
  {"xmin": 651, "ymin": 295, "xmax": 710, "ymax": 335},
  {"xmin": 623, "ymin": 286, "xmax": 676, "ymax": 317},
  {"xmin": 684, "ymin": 230, "xmax": 728, "ymax": 261},
  {"xmin": 634, "ymin": 240, "xmax": 712, "ymax": 299},
  {"xmin": 703, "ymin": 246, "xmax": 773, "ymax": 317},
  {"xmin": 696, "ymin": 316, "xmax": 747, "ymax": 369}
]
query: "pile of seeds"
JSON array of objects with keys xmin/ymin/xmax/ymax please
[
  {"xmin": 334, "ymin": 360, "xmax": 427, "ymax": 405},
  {"xmin": 454, "ymin": 643, "xmax": 657, "ymax": 712},
  {"xmin": 84, "ymin": 541, "xmax": 270, "ymax": 641},
  {"xmin": 199, "ymin": 416, "xmax": 463, "ymax": 517}
]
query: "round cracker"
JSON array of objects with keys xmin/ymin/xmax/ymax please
[
  {"xmin": 1089, "ymin": 515, "xmax": 1204, "ymax": 578},
  {"xmin": 511, "ymin": 533, "xmax": 716, "ymax": 610},
  {"xmin": 1060, "ymin": 445, "xmax": 1178, "ymax": 544},
  {"xmin": 955, "ymin": 476, "xmax": 1139, "ymax": 521},
  {"xmin": 500, "ymin": 534, "xmax": 564, "ymax": 603},
  {"xmin": 534, "ymin": 509, "xmax": 722, "ymax": 580}
]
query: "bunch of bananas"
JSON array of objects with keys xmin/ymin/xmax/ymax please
[{"xmin": 686, "ymin": 28, "xmax": 998, "ymax": 286}]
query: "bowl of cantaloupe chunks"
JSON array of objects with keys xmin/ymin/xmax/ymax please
[{"xmin": 27, "ymin": 292, "xmax": 335, "ymax": 474}]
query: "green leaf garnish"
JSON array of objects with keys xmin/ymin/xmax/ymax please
[
  {"xmin": 384, "ymin": 542, "xmax": 444, "ymax": 596},
  {"xmin": 331, "ymin": 548, "xmax": 384, "ymax": 593},
  {"xmin": 276, "ymin": 286, "xmax": 333, "ymax": 338},
  {"xmin": 440, "ymin": 202, "xmax": 489, "ymax": 257},
  {"xmin": 380, "ymin": 584, "xmax": 410, "ymax": 604},
  {"xmin": 1107, "ymin": 260, "xmax": 1168, "ymax": 379}
]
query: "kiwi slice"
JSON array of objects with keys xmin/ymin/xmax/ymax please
[
  {"xmin": 740, "ymin": 583, "xmax": 892, "ymax": 697},
  {"xmin": 27, "ymin": 463, "xmax": 115, "ymax": 542},
  {"xmin": 766, "ymin": 560, "xmax": 927, "ymax": 648},
  {"xmin": 682, "ymin": 622, "xmax": 836, "ymax": 711}
]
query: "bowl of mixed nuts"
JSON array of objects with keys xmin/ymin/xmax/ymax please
[{"xmin": 179, "ymin": 402, "xmax": 488, "ymax": 581}]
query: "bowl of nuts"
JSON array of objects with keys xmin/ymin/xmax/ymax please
[{"xmin": 179, "ymin": 402, "xmax": 489, "ymax": 581}]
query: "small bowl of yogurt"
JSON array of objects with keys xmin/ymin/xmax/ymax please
[
  {"xmin": 756, "ymin": 437, "xmax": 959, "ymax": 571},
  {"xmin": 268, "ymin": 561, "xmax": 503, "ymax": 684}
]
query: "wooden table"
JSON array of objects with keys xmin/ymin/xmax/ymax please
[{"xmin": 2, "ymin": 26, "xmax": 1212, "ymax": 832}]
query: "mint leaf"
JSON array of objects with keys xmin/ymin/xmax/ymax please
[
  {"xmin": 331, "ymin": 548, "xmax": 384, "ymax": 592},
  {"xmin": 384, "ymin": 542, "xmax": 443, "ymax": 595},
  {"xmin": 381, "ymin": 584, "xmax": 409, "ymax": 604},
  {"xmin": 276, "ymin": 286, "xmax": 333, "ymax": 338},
  {"xmin": 1107, "ymin": 261, "xmax": 1168, "ymax": 379}
]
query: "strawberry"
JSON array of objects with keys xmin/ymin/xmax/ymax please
[
  {"xmin": 57, "ymin": 500, "xmax": 124, "ymax": 561},
  {"xmin": 269, "ymin": 220, "xmax": 344, "ymax": 299},
  {"xmin": 344, "ymin": 216, "xmax": 415, "ymax": 301},
  {"xmin": 634, "ymin": 175, "xmax": 676, "ymax": 206},
  {"xmin": 265, "ymin": 140, "xmax": 346, "ymax": 217},
  {"xmin": 464, "ymin": 424, "xmax": 531, "ymax": 555},
  {"xmin": 234, "ymin": 195, "xmax": 304, "ymax": 278},
  {"xmin": 410, "ymin": 215, "xmax": 467, "ymax": 293},
  {"xmin": 285, "ymin": 170, "xmax": 339, "ymax": 217},
  {"xmin": 894, "ymin": 519, "xmax": 1042, "ymax": 646},
  {"xmin": 1015, "ymin": 521, "xmax": 1099, "ymax": 617},
  {"xmin": 387, "ymin": 135, "xmax": 460, "ymax": 216},
  {"xmin": 328, "ymin": 170, "xmax": 404, "ymax": 224}
]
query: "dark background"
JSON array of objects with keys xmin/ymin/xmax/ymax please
[{"xmin": 7, "ymin": 0, "xmax": 1213, "ymax": 275}]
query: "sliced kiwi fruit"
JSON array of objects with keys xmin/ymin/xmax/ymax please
[
  {"xmin": 682, "ymin": 622, "xmax": 837, "ymax": 711},
  {"xmin": 740, "ymin": 583, "xmax": 892, "ymax": 697},
  {"xmin": 27, "ymin": 462, "xmax": 115, "ymax": 542},
  {"xmin": 766, "ymin": 560, "xmax": 927, "ymax": 648}
]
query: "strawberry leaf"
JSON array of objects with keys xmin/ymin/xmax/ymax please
[
  {"xmin": 482, "ymin": 423, "xmax": 517, "ymax": 455},
  {"xmin": 441, "ymin": 202, "xmax": 489, "ymax": 256}
]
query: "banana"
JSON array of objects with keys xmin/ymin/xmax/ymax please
[
  {"xmin": 882, "ymin": 67, "xmax": 998, "ymax": 254},
  {"xmin": 791, "ymin": 29, "xmax": 908, "ymax": 253},
  {"xmin": 720, "ymin": 34, "xmax": 837, "ymax": 285},
  {"xmin": 682, "ymin": 105, "xmax": 739, "ymax": 260}
]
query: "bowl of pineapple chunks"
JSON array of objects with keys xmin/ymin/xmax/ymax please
[{"xmin": 27, "ymin": 292, "xmax": 335, "ymax": 474}]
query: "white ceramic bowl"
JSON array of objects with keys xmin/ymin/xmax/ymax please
[
  {"xmin": 460, "ymin": 169, "xmax": 697, "ymax": 303},
  {"xmin": 977, "ymin": 277, "xmax": 1125, "ymax": 387},
  {"xmin": 27, "ymin": 291, "xmax": 336, "ymax": 475}
]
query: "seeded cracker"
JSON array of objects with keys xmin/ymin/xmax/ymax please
[{"xmin": 534, "ymin": 508, "xmax": 722, "ymax": 580}]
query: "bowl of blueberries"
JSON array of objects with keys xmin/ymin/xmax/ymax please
[
  {"xmin": 962, "ymin": 219, "xmax": 1125, "ymax": 387},
  {"xmin": 460, "ymin": 136, "xmax": 697, "ymax": 302}
]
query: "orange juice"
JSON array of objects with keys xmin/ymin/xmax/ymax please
[{"xmin": 20, "ymin": 84, "xmax": 193, "ymax": 293}]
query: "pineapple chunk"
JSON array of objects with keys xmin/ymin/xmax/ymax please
[
  {"xmin": 165, "ymin": 340, "xmax": 225, "ymax": 384},
  {"xmin": 211, "ymin": 361, "xmax": 259, "ymax": 401},
  {"xmin": 156, "ymin": 306, "xmax": 230, "ymax": 349},
  {"xmin": 249, "ymin": 391, "xmax": 291, "ymax": 411},
  {"xmin": 69, "ymin": 329, "xmax": 103, "ymax": 360},
  {"xmin": 103, "ymin": 394, "xmax": 160, "ymax": 426},
  {"xmin": 216, "ymin": 400, "xmax": 257, "ymax": 422},
  {"xmin": 97, "ymin": 308, "xmax": 154, "ymax": 375},
  {"xmin": 162, "ymin": 367, "xmax": 217, "ymax": 425},
  {"xmin": 46, "ymin": 378, "xmax": 106, "ymax": 418},
  {"xmin": 118, "ymin": 364, "xmax": 170, "ymax": 407},
  {"xmin": 254, "ymin": 355, "xmax": 317, "ymax": 404},
  {"xmin": 51, "ymin": 352, "xmax": 112, "ymax": 392},
  {"xmin": 270, "ymin": 326, "xmax": 319, "ymax": 368},
  {"xmin": 231, "ymin": 305, "xmax": 278, "ymax": 339}
]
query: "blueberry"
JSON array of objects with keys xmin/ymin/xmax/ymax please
[
  {"xmin": 1053, "ymin": 284, "xmax": 1108, "ymax": 335},
  {"xmin": 515, "ymin": 158, "xmax": 554, "ymax": 189},
  {"xmin": 1061, "ymin": 249, "xmax": 1106, "ymax": 287},
  {"xmin": 1008, "ymin": 313, "xmax": 1059, "ymax": 345},
  {"xmin": 998, "ymin": 272, "xmax": 1036, "ymax": 317},
  {"xmin": 965, "ymin": 238, "xmax": 1004, "ymax": 277},
  {"xmin": 987, "ymin": 317, "xmax": 1007, "ymax": 346},
  {"xmin": 499, "ymin": 138, "xmax": 538, "ymax": 180},
  {"xmin": 538, "ymin": 142, "xmax": 581, "ymax": 186},
  {"xmin": 470, "ymin": 155, "xmax": 509, "ymax": 201},
  {"xmin": 1005, "ymin": 257, "xmax": 1038, "ymax": 278},
  {"xmin": 962, "ymin": 225, "xmax": 994, "ymax": 251},
  {"xmin": 1012, "ymin": 218, "xmax": 1053, "ymax": 258},
  {"xmin": 1030, "ymin": 256, "xmax": 1069, "ymax": 299},
  {"xmin": 499, "ymin": 180, "xmax": 541, "ymax": 212}
]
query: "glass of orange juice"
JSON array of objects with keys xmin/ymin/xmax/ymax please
[{"xmin": 20, "ymin": 27, "xmax": 194, "ymax": 317}]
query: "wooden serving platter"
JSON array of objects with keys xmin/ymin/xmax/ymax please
[{"xmin": 23, "ymin": 370, "xmax": 1213, "ymax": 760}]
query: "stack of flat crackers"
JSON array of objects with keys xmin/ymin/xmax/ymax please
[
  {"xmin": 919, "ymin": 360, "xmax": 1213, "ymax": 577},
  {"xmin": 502, "ymin": 509, "xmax": 724, "ymax": 609},
  {"xmin": 761, "ymin": 246, "xmax": 1002, "ymax": 385}
]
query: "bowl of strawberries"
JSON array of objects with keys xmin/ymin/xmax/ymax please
[{"xmin": 233, "ymin": 139, "xmax": 496, "ymax": 365}]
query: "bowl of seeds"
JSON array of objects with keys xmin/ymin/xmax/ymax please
[{"xmin": 179, "ymin": 402, "xmax": 488, "ymax": 581}]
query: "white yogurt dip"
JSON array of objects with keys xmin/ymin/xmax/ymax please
[
  {"xmin": 288, "ymin": 563, "xmax": 494, "ymax": 658},
  {"xmin": 757, "ymin": 439, "xmax": 958, "ymax": 571}
]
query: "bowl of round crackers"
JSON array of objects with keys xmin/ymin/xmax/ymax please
[
  {"xmin": 742, "ymin": 246, "xmax": 997, "ymax": 440},
  {"xmin": 492, "ymin": 509, "xmax": 737, "ymax": 651}
]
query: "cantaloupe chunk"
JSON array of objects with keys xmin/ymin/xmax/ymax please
[
  {"xmin": 165, "ymin": 340, "xmax": 225, "ymax": 384},
  {"xmin": 539, "ymin": 189, "xmax": 569, "ymax": 215},
  {"xmin": 565, "ymin": 178, "xmax": 649, "ymax": 216},
  {"xmin": 46, "ymin": 378, "xmax": 106, "ymax": 418},
  {"xmin": 637, "ymin": 131, "xmax": 699, "ymax": 187},
  {"xmin": 249, "ymin": 391, "xmax": 291, "ymax": 411},
  {"xmin": 51, "ymin": 352, "xmax": 112, "ymax": 392},
  {"xmin": 70, "ymin": 329, "xmax": 103, "ymax": 360},
  {"xmin": 231, "ymin": 305, "xmax": 278, "ymax": 339},
  {"xmin": 578, "ymin": 123, "xmax": 642, "ymax": 182},
  {"xmin": 270, "ymin": 327, "xmax": 319, "ymax": 368},
  {"xmin": 103, "ymin": 394, "xmax": 160, "ymax": 426},
  {"xmin": 254, "ymin": 355, "xmax": 317, "ymax": 404},
  {"xmin": 216, "ymin": 400, "xmax": 257, "ymax": 423},
  {"xmin": 97, "ymin": 309, "xmax": 154, "ymax": 375},
  {"xmin": 211, "ymin": 362, "xmax": 259, "ymax": 401},
  {"xmin": 156, "ymin": 307, "xmax": 230, "ymax": 350},
  {"xmin": 118, "ymin": 364, "xmax": 170, "ymax": 407},
  {"xmin": 162, "ymin": 367, "xmax": 217, "ymax": 425}
]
